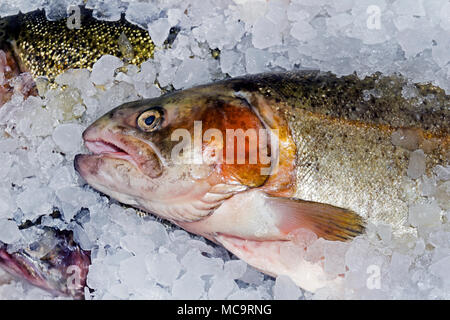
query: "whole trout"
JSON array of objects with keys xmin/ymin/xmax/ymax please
[{"xmin": 75, "ymin": 71, "xmax": 449, "ymax": 292}]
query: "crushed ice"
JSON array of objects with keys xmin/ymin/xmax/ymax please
[{"xmin": 0, "ymin": 0, "xmax": 449, "ymax": 300}]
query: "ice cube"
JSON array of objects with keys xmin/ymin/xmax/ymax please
[
  {"xmin": 420, "ymin": 175, "xmax": 437, "ymax": 197},
  {"xmin": 408, "ymin": 202, "xmax": 441, "ymax": 227},
  {"xmin": 125, "ymin": 2, "xmax": 158, "ymax": 29},
  {"xmin": 290, "ymin": 21, "xmax": 317, "ymax": 42},
  {"xmin": 220, "ymin": 50, "xmax": 246, "ymax": 77},
  {"xmin": 377, "ymin": 224, "xmax": 392, "ymax": 244},
  {"xmin": 172, "ymin": 58, "xmax": 211, "ymax": 90},
  {"xmin": 245, "ymin": 48, "xmax": 272, "ymax": 74},
  {"xmin": 324, "ymin": 241, "xmax": 349, "ymax": 276},
  {"xmin": 172, "ymin": 272, "xmax": 205, "ymax": 299},
  {"xmin": 252, "ymin": 17, "xmax": 282, "ymax": 49},
  {"xmin": 141, "ymin": 221, "xmax": 170, "ymax": 247},
  {"xmin": 389, "ymin": 252, "xmax": 412, "ymax": 280},
  {"xmin": 392, "ymin": 0, "xmax": 426, "ymax": 16},
  {"xmin": 235, "ymin": 0, "xmax": 268, "ymax": 26},
  {"xmin": 68, "ymin": 223, "xmax": 94, "ymax": 250},
  {"xmin": 119, "ymin": 255, "xmax": 148, "ymax": 289},
  {"xmin": 391, "ymin": 128, "xmax": 421, "ymax": 151},
  {"xmin": 168, "ymin": 8, "xmax": 183, "ymax": 26},
  {"xmin": 429, "ymin": 256, "xmax": 450, "ymax": 285},
  {"xmin": 0, "ymin": 187, "xmax": 15, "ymax": 219},
  {"xmin": 90, "ymin": 55, "xmax": 123, "ymax": 85},
  {"xmin": 397, "ymin": 29, "xmax": 431, "ymax": 58},
  {"xmin": 0, "ymin": 153, "xmax": 13, "ymax": 179},
  {"xmin": 52, "ymin": 124, "xmax": 84, "ymax": 154},
  {"xmin": 440, "ymin": 2, "xmax": 450, "ymax": 30},
  {"xmin": 148, "ymin": 18, "xmax": 171, "ymax": 47},
  {"xmin": 0, "ymin": 219, "xmax": 22, "ymax": 244},
  {"xmin": 146, "ymin": 251, "xmax": 181, "ymax": 286},
  {"xmin": 434, "ymin": 165, "xmax": 450, "ymax": 181},
  {"xmin": 273, "ymin": 275, "xmax": 302, "ymax": 300},
  {"xmin": 120, "ymin": 234, "xmax": 155, "ymax": 256},
  {"xmin": 240, "ymin": 266, "xmax": 265, "ymax": 285},
  {"xmin": 436, "ymin": 181, "xmax": 450, "ymax": 210},
  {"xmin": 87, "ymin": 263, "xmax": 114, "ymax": 290},
  {"xmin": 108, "ymin": 283, "xmax": 130, "ymax": 299},
  {"xmin": 55, "ymin": 69, "xmax": 96, "ymax": 98},
  {"xmin": 180, "ymin": 249, "xmax": 224, "ymax": 277},
  {"xmin": 224, "ymin": 260, "xmax": 247, "ymax": 279},
  {"xmin": 407, "ymin": 149, "xmax": 426, "ymax": 179},
  {"xmin": 16, "ymin": 186, "xmax": 54, "ymax": 220},
  {"xmin": 208, "ymin": 275, "xmax": 237, "ymax": 299}
]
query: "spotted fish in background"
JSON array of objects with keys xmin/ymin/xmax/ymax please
[
  {"xmin": 1, "ymin": 9, "xmax": 155, "ymax": 81},
  {"xmin": 75, "ymin": 71, "xmax": 449, "ymax": 292}
]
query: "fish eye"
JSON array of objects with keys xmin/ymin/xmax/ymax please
[{"xmin": 137, "ymin": 107, "xmax": 164, "ymax": 132}]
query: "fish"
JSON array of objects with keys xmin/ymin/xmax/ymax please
[
  {"xmin": 74, "ymin": 71, "xmax": 449, "ymax": 292},
  {"xmin": 0, "ymin": 227, "xmax": 90, "ymax": 299},
  {"xmin": 1, "ymin": 9, "xmax": 155, "ymax": 82}
]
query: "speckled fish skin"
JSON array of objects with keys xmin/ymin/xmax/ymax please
[
  {"xmin": 223, "ymin": 71, "xmax": 449, "ymax": 237},
  {"xmin": 1, "ymin": 9, "xmax": 155, "ymax": 81}
]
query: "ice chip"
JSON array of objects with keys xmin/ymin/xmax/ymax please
[
  {"xmin": 90, "ymin": 55, "xmax": 123, "ymax": 85},
  {"xmin": 52, "ymin": 124, "xmax": 84, "ymax": 154},
  {"xmin": 119, "ymin": 256, "xmax": 148, "ymax": 289},
  {"xmin": 290, "ymin": 21, "xmax": 317, "ymax": 42},
  {"xmin": 148, "ymin": 18, "xmax": 171, "ymax": 47},
  {"xmin": 181, "ymin": 249, "xmax": 224, "ymax": 277},
  {"xmin": 224, "ymin": 260, "xmax": 247, "ymax": 279},
  {"xmin": 407, "ymin": 149, "xmax": 426, "ymax": 179},
  {"xmin": 172, "ymin": 272, "xmax": 205, "ymax": 300},
  {"xmin": 0, "ymin": 219, "xmax": 22, "ymax": 244},
  {"xmin": 120, "ymin": 234, "xmax": 155, "ymax": 256},
  {"xmin": 273, "ymin": 275, "xmax": 302, "ymax": 300},
  {"xmin": 408, "ymin": 202, "xmax": 441, "ymax": 227},
  {"xmin": 0, "ymin": 187, "xmax": 15, "ymax": 219},
  {"xmin": 392, "ymin": 0, "xmax": 426, "ymax": 16},
  {"xmin": 141, "ymin": 221, "xmax": 169, "ymax": 247},
  {"xmin": 323, "ymin": 241, "xmax": 349, "ymax": 276},
  {"xmin": 125, "ymin": 2, "xmax": 158, "ymax": 29},
  {"xmin": 16, "ymin": 186, "xmax": 54, "ymax": 220},
  {"xmin": 245, "ymin": 48, "xmax": 272, "ymax": 74},
  {"xmin": 208, "ymin": 275, "xmax": 236, "ymax": 299},
  {"xmin": 252, "ymin": 17, "xmax": 282, "ymax": 49},
  {"xmin": 434, "ymin": 165, "xmax": 450, "ymax": 181},
  {"xmin": 436, "ymin": 181, "xmax": 450, "ymax": 210},
  {"xmin": 145, "ymin": 251, "xmax": 181, "ymax": 286},
  {"xmin": 172, "ymin": 58, "xmax": 211, "ymax": 89},
  {"xmin": 390, "ymin": 252, "xmax": 412, "ymax": 280},
  {"xmin": 377, "ymin": 224, "xmax": 392, "ymax": 244}
]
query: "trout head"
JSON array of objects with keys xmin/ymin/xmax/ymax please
[{"xmin": 75, "ymin": 84, "xmax": 296, "ymax": 224}]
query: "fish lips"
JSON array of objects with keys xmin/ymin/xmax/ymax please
[{"xmin": 76, "ymin": 126, "xmax": 163, "ymax": 181}]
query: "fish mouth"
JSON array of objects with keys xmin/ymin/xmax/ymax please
[
  {"xmin": 77, "ymin": 125, "xmax": 163, "ymax": 179},
  {"xmin": 84, "ymin": 139, "xmax": 140, "ymax": 169}
]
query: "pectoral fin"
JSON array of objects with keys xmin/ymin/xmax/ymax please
[{"xmin": 268, "ymin": 196, "xmax": 365, "ymax": 241}]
